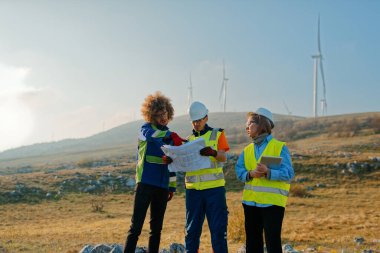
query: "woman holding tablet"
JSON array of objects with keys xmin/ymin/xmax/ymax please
[{"xmin": 235, "ymin": 107, "xmax": 294, "ymax": 253}]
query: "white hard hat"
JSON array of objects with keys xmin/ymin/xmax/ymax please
[
  {"xmin": 189, "ymin": 101, "xmax": 208, "ymax": 121},
  {"xmin": 255, "ymin": 107, "xmax": 274, "ymax": 128}
]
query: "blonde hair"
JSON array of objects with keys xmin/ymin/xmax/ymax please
[{"xmin": 141, "ymin": 91, "xmax": 174, "ymax": 123}]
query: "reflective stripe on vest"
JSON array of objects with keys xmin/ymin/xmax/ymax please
[
  {"xmin": 243, "ymin": 138, "xmax": 290, "ymax": 207},
  {"xmin": 244, "ymin": 185, "xmax": 289, "ymax": 197},
  {"xmin": 185, "ymin": 128, "xmax": 225, "ymax": 190},
  {"xmin": 185, "ymin": 172, "xmax": 224, "ymax": 183},
  {"xmin": 146, "ymin": 155, "xmax": 165, "ymax": 164},
  {"xmin": 209, "ymin": 128, "xmax": 218, "ymax": 141}
]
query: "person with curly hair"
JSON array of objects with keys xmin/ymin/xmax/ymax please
[{"xmin": 124, "ymin": 91, "xmax": 185, "ymax": 253}]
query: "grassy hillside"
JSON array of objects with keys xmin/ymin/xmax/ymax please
[
  {"xmin": 0, "ymin": 112, "xmax": 378, "ymax": 172},
  {"xmin": 0, "ymin": 112, "xmax": 301, "ymax": 170}
]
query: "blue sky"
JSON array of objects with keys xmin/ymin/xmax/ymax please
[{"xmin": 0, "ymin": 0, "xmax": 379, "ymax": 151}]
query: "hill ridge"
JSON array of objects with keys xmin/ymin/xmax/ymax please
[{"xmin": 0, "ymin": 111, "xmax": 378, "ymax": 169}]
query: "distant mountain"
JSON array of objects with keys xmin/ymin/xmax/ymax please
[{"xmin": 0, "ymin": 111, "xmax": 378, "ymax": 169}]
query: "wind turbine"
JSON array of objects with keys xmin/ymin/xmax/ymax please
[
  {"xmin": 219, "ymin": 60, "xmax": 229, "ymax": 112},
  {"xmin": 283, "ymin": 100, "xmax": 292, "ymax": 115},
  {"xmin": 188, "ymin": 73, "xmax": 193, "ymax": 109},
  {"xmin": 311, "ymin": 15, "xmax": 327, "ymax": 117}
]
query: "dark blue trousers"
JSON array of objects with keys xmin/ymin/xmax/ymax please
[{"xmin": 185, "ymin": 187, "xmax": 228, "ymax": 253}]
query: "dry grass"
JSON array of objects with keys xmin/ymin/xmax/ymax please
[{"xmin": 0, "ymin": 174, "xmax": 379, "ymax": 253}]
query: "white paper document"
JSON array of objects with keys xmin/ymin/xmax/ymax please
[{"xmin": 161, "ymin": 138, "xmax": 211, "ymax": 172}]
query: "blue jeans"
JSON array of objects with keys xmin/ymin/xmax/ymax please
[{"xmin": 185, "ymin": 187, "xmax": 228, "ymax": 253}]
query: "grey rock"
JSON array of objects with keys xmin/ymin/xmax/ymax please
[
  {"xmin": 126, "ymin": 178, "xmax": 136, "ymax": 187},
  {"xmin": 10, "ymin": 190, "xmax": 21, "ymax": 197},
  {"xmin": 348, "ymin": 167, "xmax": 357, "ymax": 174},
  {"xmin": 135, "ymin": 246, "xmax": 148, "ymax": 253},
  {"xmin": 355, "ymin": 236, "xmax": 365, "ymax": 245},
  {"xmin": 283, "ymin": 243, "xmax": 298, "ymax": 253},
  {"xmin": 79, "ymin": 245, "xmax": 94, "ymax": 253},
  {"xmin": 84, "ymin": 185, "xmax": 96, "ymax": 192},
  {"xmin": 169, "ymin": 243, "xmax": 185, "ymax": 253},
  {"xmin": 109, "ymin": 244, "xmax": 123, "ymax": 253},
  {"xmin": 361, "ymin": 163, "xmax": 370, "ymax": 169},
  {"xmin": 295, "ymin": 177, "xmax": 309, "ymax": 183},
  {"xmin": 90, "ymin": 244, "xmax": 112, "ymax": 253}
]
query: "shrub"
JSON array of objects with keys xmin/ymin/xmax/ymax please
[
  {"xmin": 91, "ymin": 197, "xmax": 104, "ymax": 212},
  {"xmin": 290, "ymin": 184, "xmax": 311, "ymax": 198},
  {"xmin": 77, "ymin": 158, "xmax": 94, "ymax": 168}
]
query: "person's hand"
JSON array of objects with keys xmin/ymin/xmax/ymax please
[
  {"xmin": 167, "ymin": 191, "xmax": 174, "ymax": 201},
  {"xmin": 256, "ymin": 163, "xmax": 269, "ymax": 174},
  {"xmin": 249, "ymin": 170, "xmax": 265, "ymax": 178},
  {"xmin": 199, "ymin": 147, "xmax": 217, "ymax": 157},
  {"xmin": 162, "ymin": 155, "xmax": 173, "ymax": 164},
  {"xmin": 170, "ymin": 132, "xmax": 187, "ymax": 146},
  {"xmin": 249, "ymin": 164, "xmax": 269, "ymax": 178}
]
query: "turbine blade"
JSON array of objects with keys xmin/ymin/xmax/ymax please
[{"xmin": 219, "ymin": 81, "xmax": 224, "ymax": 101}]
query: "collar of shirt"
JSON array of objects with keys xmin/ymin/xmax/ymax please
[
  {"xmin": 192, "ymin": 124, "xmax": 213, "ymax": 137},
  {"xmin": 146, "ymin": 122, "xmax": 168, "ymax": 131},
  {"xmin": 254, "ymin": 134, "xmax": 273, "ymax": 160}
]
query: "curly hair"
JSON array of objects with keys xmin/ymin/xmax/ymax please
[
  {"xmin": 247, "ymin": 112, "xmax": 272, "ymax": 135},
  {"xmin": 141, "ymin": 91, "xmax": 174, "ymax": 123}
]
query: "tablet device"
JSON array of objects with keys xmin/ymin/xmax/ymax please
[{"xmin": 259, "ymin": 156, "xmax": 282, "ymax": 167}]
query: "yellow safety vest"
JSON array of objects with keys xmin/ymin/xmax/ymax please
[
  {"xmin": 242, "ymin": 138, "xmax": 290, "ymax": 207},
  {"xmin": 185, "ymin": 129, "xmax": 225, "ymax": 190}
]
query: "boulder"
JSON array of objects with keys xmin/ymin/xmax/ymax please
[
  {"xmin": 79, "ymin": 245, "xmax": 93, "ymax": 253},
  {"xmin": 91, "ymin": 244, "xmax": 112, "ymax": 253}
]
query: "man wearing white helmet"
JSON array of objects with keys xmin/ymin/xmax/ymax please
[
  {"xmin": 235, "ymin": 108, "xmax": 294, "ymax": 253},
  {"xmin": 185, "ymin": 101, "xmax": 230, "ymax": 253}
]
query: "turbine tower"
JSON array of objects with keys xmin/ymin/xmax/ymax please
[
  {"xmin": 219, "ymin": 60, "xmax": 229, "ymax": 112},
  {"xmin": 312, "ymin": 15, "xmax": 327, "ymax": 117},
  {"xmin": 188, "ymin": 73, "xmax": 193, "ymax": 109}
]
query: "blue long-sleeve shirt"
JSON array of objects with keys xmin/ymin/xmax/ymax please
[{"xmin": 235, "ymin": 134, "xmax": 294, "ymax": 207}]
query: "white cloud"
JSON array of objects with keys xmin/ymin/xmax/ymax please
[{"xmin": 0, "ymin": 63, "xmax": 36, "ymax": 151}]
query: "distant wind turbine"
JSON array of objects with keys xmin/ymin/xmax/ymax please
[
  {"xmin": 311, "ymin": 15, "xmax": 327, "ymax": 117},
  {"xmin": 283, "ymin": 100, "xmax": 292, "ymax": 115},
  {"xmin": 188, "ymin": 73, "xmax": 193, "ymax": 109},
  {"xmin": 219, "ymin": 60, "xmax": 229, "ymax": 112}
]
